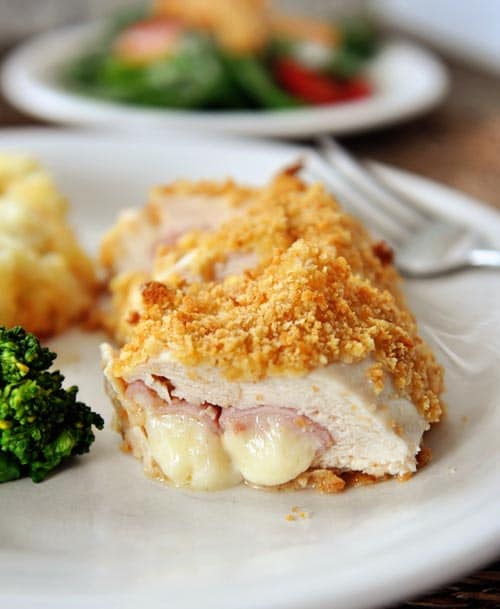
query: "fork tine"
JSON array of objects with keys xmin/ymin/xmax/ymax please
[
  {"xmin": 366, "ymin": 162, "xmax": 445, "ymax": 220},
  {"xmin": 318, "ymin": 136, "xmax": 428, "ymax": 232},
  {"xmin": 305, "ymin": 161, "xmax": 409, "ymax": 246}
]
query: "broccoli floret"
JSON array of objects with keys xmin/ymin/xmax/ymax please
[{"xmin": 0, "ymin": 326, "xmax": 104, "ymax": 483}]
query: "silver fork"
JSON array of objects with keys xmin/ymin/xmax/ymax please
[{"xmin": 312, "ymin": 136, "xmax": 500, "ymax": 279}]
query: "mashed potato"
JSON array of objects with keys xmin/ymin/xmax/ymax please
[{"xmin": 0, "ymin": 154, "xmax": 98, "ymax": 336}]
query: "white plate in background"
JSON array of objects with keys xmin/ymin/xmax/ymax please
[
  {"xmin": 1, "ymin": 22, "xmax": 448, "ymax": 137},
  {"xmin": 375, "ymin": 0, "xmax": 500, "ymax": 76},
  {"xmin": 0, "ymin": 130, "xmax": 499, "ymax": 609}
]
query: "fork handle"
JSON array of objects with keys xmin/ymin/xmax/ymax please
[
  {"xmin": 402, "ymin": 249, "xmax": 500, "ymax": 278},
  {"xmin": 467, "ymin": 249, "xmax": 500, "ymax": 269}
]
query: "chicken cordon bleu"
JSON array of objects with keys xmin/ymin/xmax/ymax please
[{"xmin": 101, "ymin": 169, "xmax": 444, "ymax": 492}]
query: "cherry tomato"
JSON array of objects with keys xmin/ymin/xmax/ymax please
[
  {"xmin": 113, "ymin": 17, "xmax": 184, "ymax": 65},
  {"xmin": 273, "ymin": 57, "xmax": 371, "ymax": 105}
]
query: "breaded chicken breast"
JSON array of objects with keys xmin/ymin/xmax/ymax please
[{"xmin": 102, "ymin": 170, "xmax": 444, "ymax": 492}]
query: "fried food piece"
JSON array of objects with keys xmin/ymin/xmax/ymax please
[{"xmin": 101, "ymin": 169, "xmax": 444, "ymax": 492}]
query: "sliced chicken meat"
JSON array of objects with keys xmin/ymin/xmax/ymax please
[{"xmin": 103, "ymin": 345, "xmax": 430, "ymax": 490}]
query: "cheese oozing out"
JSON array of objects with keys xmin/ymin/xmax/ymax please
[
  {"xmin": 142, "ymin": 401, "xmax": 328, "ymax": 489},
  {"xmin": 221, "ymin": 418, "xmax": 319, "ymax": 487},
  {"xmin": 146, "ymin": 413, "xmax": 242, "ymax": 490},
  {"xmin": 108, "ymin": 367, "xmax": 332, "ymax": 489}
]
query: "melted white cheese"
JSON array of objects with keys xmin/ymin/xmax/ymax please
[
  {"xmin": 222, "ymin": 419, "xmax": 317, "ymax": 486},
  {"xmin": 145, "ymin": 413, "xmax": 242, "ymax": 490}
]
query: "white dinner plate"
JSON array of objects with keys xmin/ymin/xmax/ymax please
[
  {"xmin": 0, "ymin": 22, "xmax": 449, "ymax": 137},
  {"xmin": 0, "ymin": 130, "xmax": 499, "ymax": 609}
]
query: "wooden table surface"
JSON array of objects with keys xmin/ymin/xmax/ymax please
[{"xmin": 0, "ymin": 43, "xmax": 499, "ymax": 609}]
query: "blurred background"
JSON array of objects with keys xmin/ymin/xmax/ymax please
[
  {"xmin": 3, "ymin": 1, "xmax": 360, "ymax": 40},
  {"xmin": 0, "ymin": 0, "xmax": 499, "ymax": 208},
  {"xmin": 1, "ymin": 0, "xmax": 499, "ymax": 73}
]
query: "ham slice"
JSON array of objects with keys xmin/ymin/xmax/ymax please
[{"xmin": 219, "ymin": 405, "xmax": 333, "ymax": 452}]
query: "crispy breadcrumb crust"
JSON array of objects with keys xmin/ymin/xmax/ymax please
[
  {"xmin": 152, "ymin": 172, "xmax": 401, "ymax": 290},
  {"xmin": 100, "ymin": 178, "xmax": 255, "ymax": 275},
  {"xmin": 101, "ymin": 270, "xmax": 149, "ymax": 343},
  {"xmin": 104, "ymin": 170, "xmax": 403, "ymax": 342},
  {"xmin": 110, "ymin": 171, "xmax": 444, "ymax": 423},
  {"xmin": 100, "ymin": 178, "xmax": 256, "ymax": 340}
]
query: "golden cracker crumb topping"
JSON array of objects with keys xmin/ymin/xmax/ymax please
[{"xmin": 112, "ymin": 172, "xmax": 444, "ymax": 422}]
